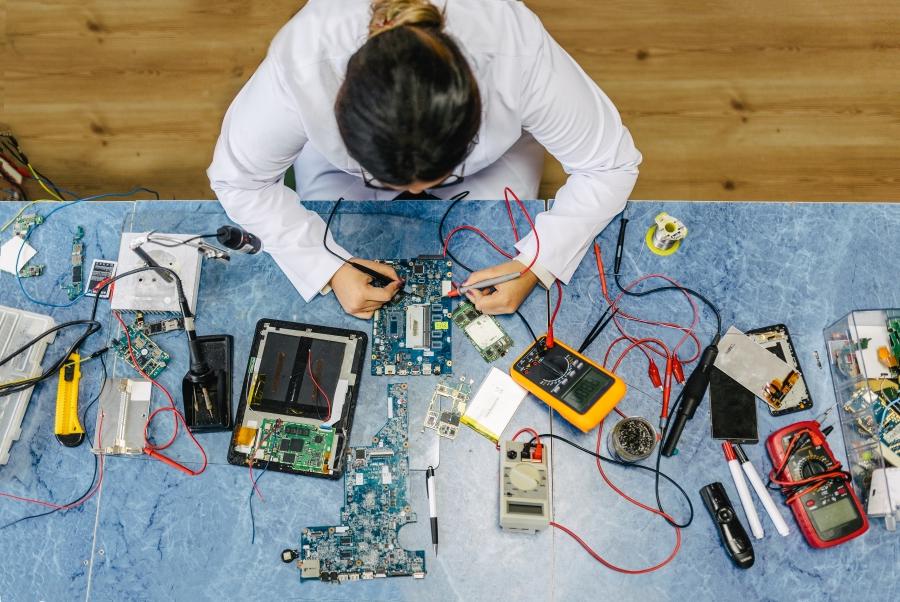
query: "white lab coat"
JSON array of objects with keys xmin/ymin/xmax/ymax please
[{"xmin": 208, "ymin": 0, "xmax": 642, "ymax": 301}]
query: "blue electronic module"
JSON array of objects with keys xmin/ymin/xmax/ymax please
[
  {"xmin": 371, "ymin": 256, "xmax": 453, "ymax": 376},
  {"xmin": 297, "ymin": 383, "xmax": 426, "ymax": 583}
]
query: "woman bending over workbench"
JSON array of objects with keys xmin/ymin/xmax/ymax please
[{"xmin": 208, "ymin": 0, "xmax": 641, "ymax": 318}]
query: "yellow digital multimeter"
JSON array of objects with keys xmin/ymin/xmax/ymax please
[{"xmin": 510, "ymin": 336, "xmax": 626, "ymax": 432}]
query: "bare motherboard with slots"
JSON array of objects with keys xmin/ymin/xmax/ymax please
[
  {"xmin": 371, "ymin": 257, "xmax": 453, "ymax": 376},
  {"xmin": 296, "ymin": 383, "xmax": 425, "ymax": 583}
]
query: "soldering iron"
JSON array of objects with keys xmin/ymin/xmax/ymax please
[{"xmin": 661, "ymin": 343, "xmax": 718, "ymax": 456}]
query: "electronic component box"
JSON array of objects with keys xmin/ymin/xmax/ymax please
[
  {"xmin": 825, "ymin": 309, "xmax": 900, "ymax": 531},
  {"xmin": 500, "ymin": 439, "xmax": 551, "ymax": 533}
]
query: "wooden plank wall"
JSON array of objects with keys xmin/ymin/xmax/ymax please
[{"xmin": 2, "ymin": 1, "xmax": 899, "ymax": 201}]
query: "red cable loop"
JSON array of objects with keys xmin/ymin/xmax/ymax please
[
  {"xmin": 442, "ymin": 187, "xmax": 561, "ymax": 344},
  {"xmin": 307, "ymin": 350, "xmax": 333, "ymax": 422}
]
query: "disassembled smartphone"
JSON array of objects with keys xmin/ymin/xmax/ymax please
[
  {"xmin": 715, "ymin": 326, "xmax": 801, "ymax": 411},
  {"xmin": 746, "ymin": 324, "xmax": 813, "ymax": 416}
]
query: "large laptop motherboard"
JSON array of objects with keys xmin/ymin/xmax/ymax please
[{"xmin": 296, "ymin": 383, "xmax": 426, "ymax": 583}]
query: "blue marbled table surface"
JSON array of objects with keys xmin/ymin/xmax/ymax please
[{"xmin": 0, "ymin": 199, "xmax": 897, "ymax": 601}]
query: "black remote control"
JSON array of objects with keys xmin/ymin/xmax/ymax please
[{"xmin": 700, "ymin": 482, "xmax": 754, "ymax": 569}]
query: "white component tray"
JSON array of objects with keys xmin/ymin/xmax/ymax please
[{"xmin": 0, "ymin": 305, "xmax": 55, "ymax": 465}]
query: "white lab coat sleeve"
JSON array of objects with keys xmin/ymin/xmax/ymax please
[
  {"xmin": 207, "ymin": 57, "xmax": 348, "ymax": 301},
  {"xmin": 513, "ymin": 14, "xmax": 642, "ymax": 284}
]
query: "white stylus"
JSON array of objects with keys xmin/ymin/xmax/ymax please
[
  {"xmin": 734, "ymin": 444, "xmax": 791, "ymax": 537},
  {"xmin": 724, "ymin": 442, "xmax": 764, "ymax": 539}
]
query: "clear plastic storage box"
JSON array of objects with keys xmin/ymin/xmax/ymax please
[{"xmin": 825, "ymin": 309, "xmax": 900, "ymax": 530}]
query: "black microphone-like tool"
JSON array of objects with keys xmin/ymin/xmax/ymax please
[
  {"xmin": 216, "ymin": 225, "xmax": 262, "ymax": 254},
  {"xmin": 662, "ymin": 343, "xmax": 718, "ymax": 456}
]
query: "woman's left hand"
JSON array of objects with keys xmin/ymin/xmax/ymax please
[{"xmin": 463, "ymin": 260, "xmax": 539, "ymax": 315}]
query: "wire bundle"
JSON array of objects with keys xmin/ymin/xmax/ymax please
[
  {"xmin": 438, "ymin": 187, "xmax": 556, "ymax": 344},
  {"xmin": 508, "ymin": 214, "xmax": 724, "ymax": 574}
]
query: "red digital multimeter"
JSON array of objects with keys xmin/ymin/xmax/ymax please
[{"xmin": 766, "ymin": 421, "xmax": 868, "ymax": 548}]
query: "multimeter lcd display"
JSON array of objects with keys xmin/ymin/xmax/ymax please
[
  {"xmin": 810, "ymin": 498, "xmax": 859, "ymax": 534},
  {"xmin": 561, "ymin": 369, "xmax": 615, "ymax": 413}
]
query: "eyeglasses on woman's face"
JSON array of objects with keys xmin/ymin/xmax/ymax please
[{"xmin": 361, "ymin": 162, "xmax": 466, "ymax": 192}]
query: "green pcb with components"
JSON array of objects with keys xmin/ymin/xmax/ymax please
[
  {"xmin": 63, "ymin": 226, "xmax": 85, "ymax": 300},
  {"xmin": 260, "ymin": 418, "xmax": 335, "ymax": 475},
  {"xmin": 110, "ymin": 321, "xmax": 170, "ymax": 379},
  {"xmin": 888, "ymin": 319, "xmax": 900, "ymax": 369},
  {"xmin": 12, "ymin": 213, "xmax": 44, "ymax": 236},
  {"xmin": 451, "ymin": 301, "xmax": 513, "ymax": 362}
]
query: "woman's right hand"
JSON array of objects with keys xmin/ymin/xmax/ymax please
[{"xmin": 329, "ymin": 258, "xmax": 402, "ymax": 319}]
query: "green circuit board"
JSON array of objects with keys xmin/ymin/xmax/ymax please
[
  {"xmin": 297, "ymin": 383, "xmax": 425, "ymax": 584},
  {"xmin": 110, "ymin": 321, "xmax": 170, "ymax": 379},
  {"xmin": 845, "ymin": 385, "xmax": 900, "ymax": 467},
  {"xmin": 12, "ymin": 213, "xmax": 44, "ymax": 236},
  {"xmin": 61, "ymin": 226, "xmax": 85, "ymax": 300},
  {"xmin": 451, "ymin": 301, "xmax": 513, "ymax": 362},
  {"xmin": 259, "ymin": 419, "xmax": 335, "ymax": 475}
]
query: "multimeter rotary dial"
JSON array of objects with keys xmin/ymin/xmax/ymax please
[
  {"xmin": 508, "ymin": 463, "xmax": 543, "ymax": 491},
  {"xmin": 538, "ymin": 356, "xmax": 571, "ymax": 386},
  {"xmin": 798, "ymin": 454, "xmax": 830, "ymax": 479}
]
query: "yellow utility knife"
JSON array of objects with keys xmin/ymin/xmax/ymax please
[{"xmin": 55, "ymin": 352, "xmax": 85, "ymax": 447}]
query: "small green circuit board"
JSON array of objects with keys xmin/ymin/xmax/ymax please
[
  {"xmin": 260, "ymin": 418, "xmax": 335, "ymax": 475},
  {"xmin": 18, "ymin": 264, "xmax": 44, "ymax": 278},
  {"xmin": 111, "ymin": 321, "xmax": 170, "ymax": 379},
  {"xmin": 451, "ymin": 301, "xmax": 513, "ymax": 362},
  {"xmin": 63, "ymin": 226, "xmax": 85, "ymax": 300},
  {"xmin": 888, "ymin": 319, "xmax": 900, "ymax": 371},
  {"xmin": 12, "ymin": 213, "xmax": 44, "ymax": 236}
]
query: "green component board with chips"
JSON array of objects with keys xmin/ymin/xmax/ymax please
[
  {"xmin": 12, "ymin": 213, "xmax": 44, "ymax": 236},
  {"xmin": 451, "ymin": 300, "xmax": 513, "ymax": 363},
  {"xmin": 371, "ymin": 257, "xmax": 453, "ymax": 376},
  {"xmin": 63, "ymin": 226, "xmax": 85, "ymax": 300},
  {"xmin": 110, "ymin": 320, "xmax": 170, "ymax": 379},
  {"xmin": 296, "ymin": 383, "xmax": 425, "ymax": 584},
  {"xmin": 260, "ymin": 418, "xmax": 335, "ymax": 474}
]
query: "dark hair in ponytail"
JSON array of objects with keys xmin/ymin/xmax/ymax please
[{"xmin": 335, "ymin": 1, "xmax": 481, "ymax": 186}]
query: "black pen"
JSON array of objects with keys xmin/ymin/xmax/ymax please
[
  {"xmin": 426, "ymin": 466, "xmax": 438, "ymax": 555},
  {"xmin": 349, "ymin": 260, "xmax": 395, "ymax": 288}
]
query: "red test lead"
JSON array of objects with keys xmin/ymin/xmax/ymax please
[{"xmin": 672, "ymin": 355, "xmax": 685, "ymax": 384}]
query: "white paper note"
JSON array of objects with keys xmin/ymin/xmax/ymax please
[{"xmin": 0, "ymin": 235, "xmax": 37, "ymax": 274}]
